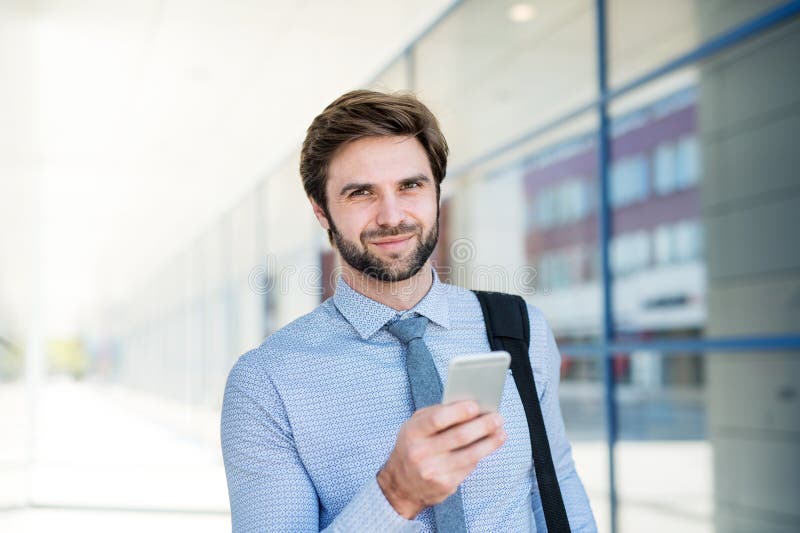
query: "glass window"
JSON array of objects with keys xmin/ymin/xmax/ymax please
[
  {"xmin": 611, "ymin": 231, "xmax": 650, "ymax": 275},
  {"xmin": 674, "ymin": 220, "xmax": 702, "ymax": 262},
  {"xmin": 533, "ymin": 178, "xmax": 590, "ymax": 228},
  {"xmin": 654, "ymin": 142, "xmax": 677, "ymax": 195},
  {"xmin": 653, "ymin": 220, "xmax": 703, "ymax": 266},
  {"xmin": 609, "ymin": 19, "xmax": 800, "ymax": 344},
  {"xmin": 676, "ymin": 135, "xmax": 700, "ymax": 188},
  {"xmin": 654, "ymin": 224, "xmax": 672, "ymax": 266},
  {"xmin": 608, "ymin": 0, "xmax": 787, "ymax": 87},
  {"xmin": 446, "ymin": 112, "xmax": 601, "ymax": 344},
  {"xmin": 561, "ymin": 179, "xmax": 589, "ymax": 223},
  {"xmin": 536, "ymin": 188, "xmax": 555, "ymax": 229},
  {"xmin": 369, "ymin": 55, "xmax": 409, "ymax": 92},
  {"xmin": 521, "ymin": 119, "xmax": 602, "ymax": 344},
  {"xmin": 538, "ymin": 246, "xmax": 587, "ymax": 289},
  {"xmin": 615, "ymin": 350, "xmax": 711, "ymax": 531},
  {"xmin": 415, "ymin": 0, "xmax": 596, "ymax": 170},
  {"xmin": 557, "ymin": 352, "xmax": 610, "ymax": 529},
  {"xmin": 610, "ymin": 155, "xmax": 649, "ymax": 206}
]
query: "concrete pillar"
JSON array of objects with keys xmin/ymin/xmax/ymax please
[{"xmin": 700, "ymin": 13, "xmax": 800, "ymax": 532}]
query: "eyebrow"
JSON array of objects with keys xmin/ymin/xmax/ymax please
[
  {"xmin": 399, "ymin": 174, "xmax": 431, "ymax": 187},
  {"xmin": 337, "ymin": 174, "xmax": 431, "ymax": 197}
]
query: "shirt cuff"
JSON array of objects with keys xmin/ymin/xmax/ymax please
[{"xmin": 327, "ymin": 475, "xmax": 422, "ymax": 533}]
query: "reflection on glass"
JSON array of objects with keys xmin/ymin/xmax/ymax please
[
  {"xmin": 608, "ymin": 0, "xmax": 786, "ymax": 87},
  {"xmin": 615, "ymin": 351, "xmax": 710, "ymax": 533},
  {"xmin": 610, "ymin": 155, "xmax": 649, "ymax": 207},
  {"xmin": 610, "ymin": 20, "xmax": 800, "ymax": 531},
  {"xmin": 521, "ymin": 120, "xmax": 602, "ymax": 345},
  {"xmin": 415, "ymin": 0, "xmax": 596, "ymax": 169},
  {"xmin": 609, "ymin": 16, "xmax": 800, "ymax": 344},
  {"xmin": 609, "ymin": 81, "xmax": 705, "ymax": 341},
  {"xmin": 441, "ymin": 113, "xmax": 601, "ymax": 344},
  {"xmin": 558, "ymin": 353, "xmax": 610, "ymax": 532},
  {"xmin": 369, "ymin": 56, "xmax": 409, "ymax": 92}
]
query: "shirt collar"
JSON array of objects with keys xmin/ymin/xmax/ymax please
[{"xmin": 332, "ymin": 269, "xmax": 451, "ymax": 340}]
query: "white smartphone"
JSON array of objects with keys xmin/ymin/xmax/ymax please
[{"xmin": 442, "ymin": 351, "xmax": 511, "ymax": 413}]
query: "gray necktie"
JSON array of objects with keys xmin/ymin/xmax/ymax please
[{"xmin": 387, "ymin": 315, "xmax": 468, "ymax": 533}]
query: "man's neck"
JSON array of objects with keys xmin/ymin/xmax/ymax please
[{"xmin": 340, "ymin": 263, "xmax": 434, "ymax": 312}]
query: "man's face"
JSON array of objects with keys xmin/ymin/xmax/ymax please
[{"xmin": 313, "ymin": 135, "xmax": 439, "ymax": 282}]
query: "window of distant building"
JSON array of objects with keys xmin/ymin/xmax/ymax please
[
  {"xmin": 654, "ymin": 142, "xmax": 678, "ymax": 195},
  {"xmin": 610, "ymin": 155, "xmax": 649, "ymax": 206},
  {"xmin": 533, "ymin": 177, "xmax": 589, "ymax": 229},
  {"xmin": 674, "ymin": 219, "xmax": 703, "ymax": 261},
  {"xmin": 535, "ymin": 187, "xmax": 556, "ymax": 229},
  {"xmin": 611, "ymin": 230, "xmax": 651, "ymax": 275},
  {"xmin": 654, "ymin": 134, "xmax": 700, "ymax": 195},
  {"xmin": 676, "ymin": 135, "xmax": 700, "ymax": 188},
  {"xmin": 558, "ymin": 178, "xmax": 589, "ymax": 224},
  {"xmin": 537, "ymin": 244, "xmax": 587, "ymax": 290},
  {"xmin": 654, "ymin": 219, "xmax": 703, "ymax": 265}
]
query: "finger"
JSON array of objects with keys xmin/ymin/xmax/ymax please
[
  {"xmin": 447, "ymin": 428, "xmax": 508, "ymax": 473},
  {"xmin": 411, "ymin": 400, "xmax": 480, "ymax": 437},
  {"xmin": 428, "ymin": 412, "xmax": 504, "ymax": 453}
]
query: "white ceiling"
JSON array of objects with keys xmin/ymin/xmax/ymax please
[{"xmin": 0, "ymin": 0, "xmax": 454, "ymax": 337}]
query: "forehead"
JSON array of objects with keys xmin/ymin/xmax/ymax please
[{"xmin": 327, "ymin": 135, "xmax": 432, "ymax": 185}]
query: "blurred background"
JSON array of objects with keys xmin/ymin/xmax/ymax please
[{"xmin": 1, "ymin": 1, "xmax": 799, "ymax": 532}]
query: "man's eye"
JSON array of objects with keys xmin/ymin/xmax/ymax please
[
  {"xmin": 401, "ymin": 181, "xmax": 421, "ymax": 190},
  {"xmin": 349, "ymin": 189, "xmax": 370, "ymax": 197}
]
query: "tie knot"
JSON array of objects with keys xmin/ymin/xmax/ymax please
[{"xmin": 387, "ymin": 315, "xmax": 429, "ymax": 345}]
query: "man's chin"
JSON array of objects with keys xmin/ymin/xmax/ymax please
[
  {"xmin": 370, "ymin": 247, "xmax": 411, "ymax": 263},
  {"xmin": 360, "ymin": 260, "xmax": 422, "ymax": 283}
]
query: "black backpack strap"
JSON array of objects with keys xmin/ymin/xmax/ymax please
[{"xmin": 473, "ymin": 290, "xmax": 571, "ymax": 533}]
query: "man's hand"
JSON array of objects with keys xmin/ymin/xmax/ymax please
[{"xmin": 376, "ymin": 400, "xmax": 507, "ymax": 519}]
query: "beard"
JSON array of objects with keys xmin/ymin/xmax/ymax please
[{"xmin": 329, "ymin": 217, "xmax": 439, "ymax": 283}]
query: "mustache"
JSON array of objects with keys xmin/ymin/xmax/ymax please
[{"xmin": 361, "ymin": 222, "xmax": 421, "ymax": 242}]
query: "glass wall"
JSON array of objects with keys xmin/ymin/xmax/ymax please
[
  {"xmin": 607, "ymin": 0, "xmax": 787, "ymax": 86},
  {"xmin": 411, "ymin": 2, "xmax": 800, "ymax": 532},
  {"xmin": 415, "ymin": 0, "xmax": 597, "ymax": 170},
  {"xmin": 608, "ymin": 74, "xmax": 704, "ymax": 342},
  {"xmin": 370, "ymin": 54, "xmax": 411, "ymax": 93},
  {"xmin": 613, "ymin": 352, "xmax": 711, "ymax": 531}
]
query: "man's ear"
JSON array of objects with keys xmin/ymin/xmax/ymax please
[{"xmin": 310, "ymin": 199, "xmax": 330, "ymax": 231}]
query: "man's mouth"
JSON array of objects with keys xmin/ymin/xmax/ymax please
[{"xmin": 370, "ymin": 234, "xmax": 414, "ymax": 251}]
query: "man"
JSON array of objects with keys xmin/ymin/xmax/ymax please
[{"xmin": 221, "ymin": 90, "xmax": 596, "ymax": 532}]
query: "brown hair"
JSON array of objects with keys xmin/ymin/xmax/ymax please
[{"xmin": 300, "ymin": 90, "xmax": 449, "ymax": 209}]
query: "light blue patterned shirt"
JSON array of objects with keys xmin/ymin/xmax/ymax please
[{"xmin": 221, "ymin": 272, "xmax": 596, "ymax": 532}]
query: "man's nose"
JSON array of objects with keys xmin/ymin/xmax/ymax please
[{"xmin": 375, "ymin": 194, "xmax": 405, "ymax": 227}]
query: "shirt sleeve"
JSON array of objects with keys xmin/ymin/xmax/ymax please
[
  {"xmin": 220, "ymin": 355, "xmax": 422, "ymax": 533},
  {"xmin": 527, "ymin": 306, "xmax": 598, "ymax": 533},
  {"xmin": 327, "ymin": 476, "xmax": 422, "ymax": 533}
]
